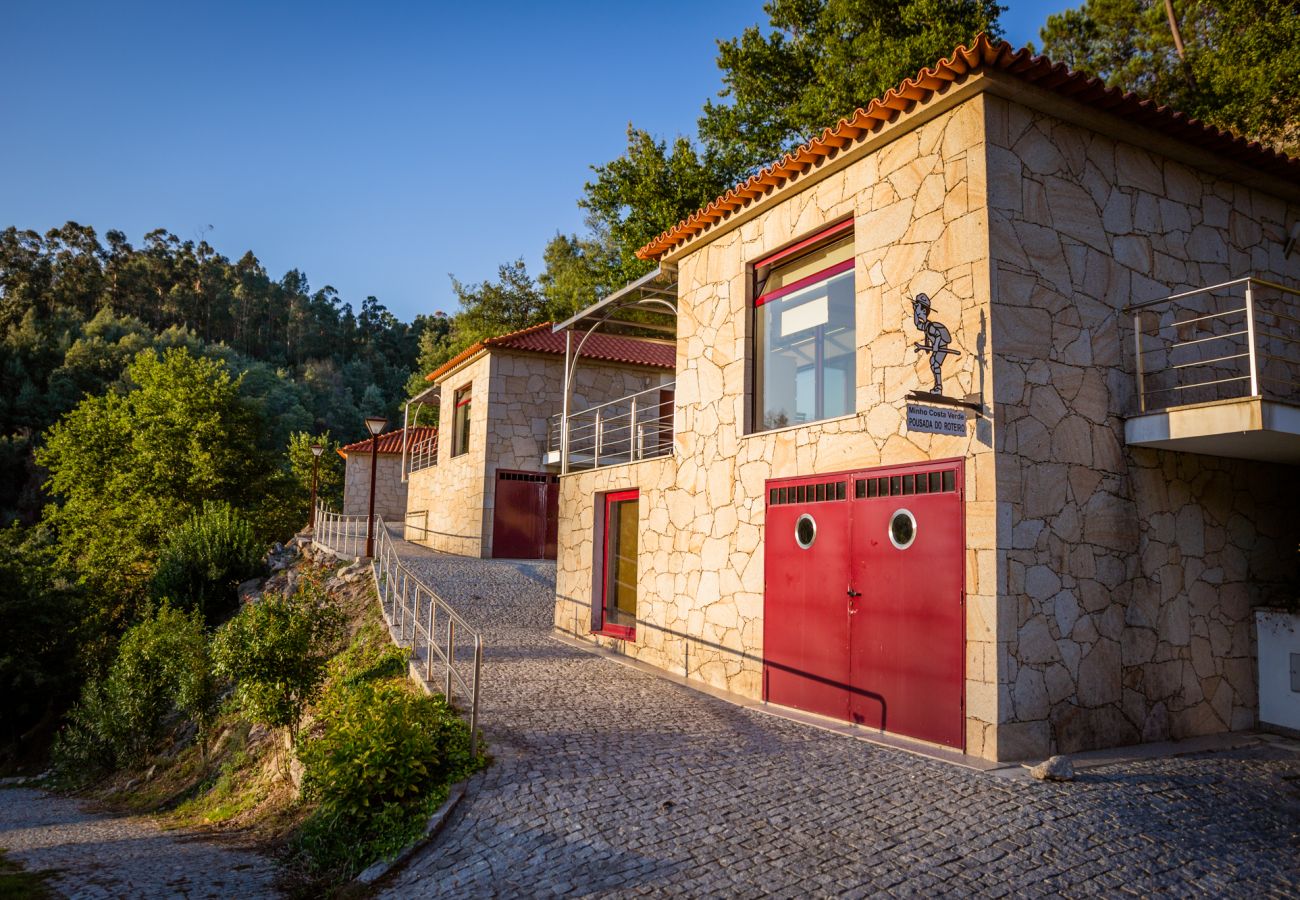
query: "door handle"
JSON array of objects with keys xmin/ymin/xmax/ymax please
[{"xmin": 847, "ymin": 587, "xmax": 862, "ymax": 597}]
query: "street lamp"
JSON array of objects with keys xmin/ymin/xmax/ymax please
[
  {"xmin": 364, "ymin": 416, "xmax": 388, "ymax": 557},
  {"xmin": 309, "ymin": 442, "xmax": 324, "ymax": 529}
]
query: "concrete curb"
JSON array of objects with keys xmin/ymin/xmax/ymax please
[{"xmin": 355, "ymin": 781, "xmax": 467, "ymax": 885}]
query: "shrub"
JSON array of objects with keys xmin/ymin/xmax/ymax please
[
  {"xmin": 212, "ymin": 580, "xmax": 344, "ymax": 749},
  {"xmin": 152, "ymin": 501, "xmax": 264, "ymax": 623},
  {"xmin": 295, "ymin": 679, "xmax": 478, "ymax": 878},
  {"xmin": 53, "ymin": 604, "xmax": 216, "ymax": 779}
]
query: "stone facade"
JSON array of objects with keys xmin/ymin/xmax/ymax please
[
  {"xmin": 342, "ymin": 452, "xmax": 408, "ymax": 521},
  {"xmin": 556, "ymin": 98, "xmax": 1002, "ymax": 745},
  {"xmin": 405, "ymin": 348, "xmax": 671, "ymax": 557},
  {"xmin": 984, "ymin": 94, "xmax": 1300, "ymax": 758},
  {"xmin": 554, "ymin": 85, "xmax": 1300, "ymax": 761}
]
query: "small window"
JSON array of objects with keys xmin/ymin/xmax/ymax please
[
  {"xmin": 598, "ymin": 490, "xmax": 639, "ymax": 639},
  {"xmin": 888, "ymin": 509, "xmax": 917, "ymax": 550},
  {"xmin": 753, "ymin": 222, "xmax": 855, "ymax": 432},
  {"xmin": 795, "ymin": 513, "xmax": 817, "ymax": 549},
  {"xmin": 451, "ymin": 385, "xmax": 472, "ymax": 457}
]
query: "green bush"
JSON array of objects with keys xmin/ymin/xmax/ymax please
[
  {"xmin": 212, "ymin": 580, "xmax": 344, "ymax": 748},
  {"xmin": 53, "ymin": 604, "xmax": 216, "ymax": 779},
  {"xmin": 152, "ymin": 501, "xmax": 265, "ymax": 622},
  {"xmin": 295, "ymin": 679, "xmax": 478, "ymax": 878}
]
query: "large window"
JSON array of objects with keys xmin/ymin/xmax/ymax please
[
  {"xmin": 451, "ymin": 384, "xmax": 472, "ymax": 457},
  {"xmin": 753, "ymin": 222, "xmax": 856, "ymax": 432},
  {"xmin": 598, "ymin": 490, "xmax": 639, "ymax": 639}
]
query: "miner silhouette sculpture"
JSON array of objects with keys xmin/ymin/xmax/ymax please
[{"xmin": 911, "ymin": 292, "xmax": 961, "ymax": 395}]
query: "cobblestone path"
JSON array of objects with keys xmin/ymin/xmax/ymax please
[
  {"xmin": 380, "ymin": 547, "xmax": 1300, "ymax": 898},
  {"xmin": 0, "ymin": 787, "xmax": 280, "ymax": 899}
]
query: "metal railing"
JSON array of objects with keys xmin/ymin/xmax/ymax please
[
  {"xmin": 1127, "ymin": 277, "xmax": 1300, "ymax": 414},
  {"xmin": 371, "ymin": 516, "xmax": 483, "ymax": 757},
  {"xmin": 549, "ymin": 381, "xmax": 675, "ymax": 472},
  {"xmin": 313, "ymin": 503, "xmax": 370, "ymax": 560},
  {"xmin": 409, "ymin": 431, "xmax": 439, "ymax": 473}
]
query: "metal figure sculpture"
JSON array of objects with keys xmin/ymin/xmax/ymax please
[{"xmin": 911, "ymin": 293, "xmax": 962, "ymax": 395}]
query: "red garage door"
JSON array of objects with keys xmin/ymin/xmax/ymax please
[
  {"xmin": 491, "ymin": 470, "xmax": 559, "ymax": 560},
  {"xmin": 763, "ymin": 461, "xmax": 965, "ymax": 749}
]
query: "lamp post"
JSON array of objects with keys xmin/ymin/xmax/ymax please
[
  {"xmin": 363, "ymin": 416, "xmax": 388, "ymax": 557},
  {"xmin": 309, "ymin": 442, "xmax": 324, "ymax": 529}
]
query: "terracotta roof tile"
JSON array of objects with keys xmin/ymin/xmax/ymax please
[
  {"xmin": 637, "ymin": 34, "xmax": 1300, "ymax": 261},
  {"xmin": 425, "ymin": 322, "xmax": 674, "ymax": 382},
  {"xmin": 338, "ymin": 425, "xmax": 437, "ymax": 457}
]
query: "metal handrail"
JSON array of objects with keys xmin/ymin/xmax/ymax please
[
  {"xmin": 311, "ymin": 502, "xmax": 369, "ymax": 560},
  {"xmin": 310, "ymin": 502, "xmax": 484, "ymax": 756},
  {"xmin": 371, "ymin": 515, "xmax": 483, "ymax": 757},
  {"xmin": 409, "ymin": 432, "xmax": 439, "ymax": 473},
  {"xmin": 1130, "ymin": 276, "xmax": 1300, "ymax": 414},
  {"xmin": 548, "ymin": 381, "xmax": 675, "ymax": 471}
]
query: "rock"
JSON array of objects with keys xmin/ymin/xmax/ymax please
[
  {"xmin": 237, "ymin": 578, "xmax": 264, "ymax": 604},
  {"xmin": 1028, "ymin": 755, "xmax": 1075, "ymax": 781}
]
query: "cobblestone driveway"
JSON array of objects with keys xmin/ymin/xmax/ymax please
[
  {"xmin": 0, "ymin": 787, "xmax": 279, "ymax": 899},
  {"xmin": 381, "ymin": 546, "xmax": 1300, "ymax": 898}
]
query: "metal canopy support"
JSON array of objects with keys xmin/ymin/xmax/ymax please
[
  {"xmin": 401, "ymin": 383, "xmax": 441, "ymax": 482},
  {"xmin": 554, "ymin": 265, "xmax": 679, "ymax": 475}
]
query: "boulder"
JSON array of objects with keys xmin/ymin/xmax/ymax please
[{"xmin": 1028, "ymin": 755, "xmax": 1075, "ymax": 781}]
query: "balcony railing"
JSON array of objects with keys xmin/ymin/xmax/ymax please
[
  {"xmin": 409, "ymin": 430, "xmax": 439, "ymax": 473},
  {"xmin": 1129, "ymin": 277, "xmax": 1300, "ymax": 414},
  {"xmin": 549, "ymin": 381, "xmax": 675, "ymax": 472}
]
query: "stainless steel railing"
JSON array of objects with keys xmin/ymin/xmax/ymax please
[
  {"xmin": 548, "ymin": 381, "xmax": 675, "ymax": 472},
  {"xmin": 371, "ymin": 516, "xmax": 482, "ymax": 757},
  {"xmin": 1127, "ymin": 277, "xmax": 1300, "ymax": 414},
  {"xmin": 409, "ymin": 431, "xmax": 439, "ymax": 473},
  {"xmin": 312, "ymin": 503, "xmax": 369, "ymax": 560}
]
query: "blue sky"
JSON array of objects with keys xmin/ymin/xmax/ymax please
[{"xmin": 4, "ymin": 1, "xmax": 1070, "ymax": 322}]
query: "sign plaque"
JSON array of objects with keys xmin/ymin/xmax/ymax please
[{"xmin": 906, "ymin": 404, "xmax": 967, "ymax": 436}]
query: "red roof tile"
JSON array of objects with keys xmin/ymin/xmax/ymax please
[
  {"xmin": 338, "ymin": 425, "xmax": 437, "ymax": 457},
  {"xmin": 638, "ymin": 33, "xmax": 1300, "ymax": 261},
  {"xmin": 425, "ymin": 322, "xmax": 675, "ymax": 382}
]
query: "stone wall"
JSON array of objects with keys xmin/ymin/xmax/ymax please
[
  {"xmin": 342, "ymin": 453, "xmax": 408, "ymax": 521},
  {"xmin": 984, "ymin": 93, "xmax": 1300, "ymax": 757},
  {"xmin": 405, "ymin": 353, "xmax": 493, "ymax": 556},
  {"xmin": 406, "ymin": 349, "xmax": 671, "ymax": 557},
  {"xmin": 555, "ymin": 98, "xmax": 1006, "ymax": 754}
]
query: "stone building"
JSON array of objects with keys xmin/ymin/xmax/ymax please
[
  {"xmin": 551, "ymin": 36, "xmax": 1300, "ymax": 761},
  {"xmin": 403, "ymin": 322, "xmax": 674, "ymax": 559},
  {"xmin": 339, "ymin": 426, "xmax": 435, "ymax": 521}
]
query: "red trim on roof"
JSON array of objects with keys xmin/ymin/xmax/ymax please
[
  {"xmin": 636, "ymin": 34, "xmax": 1300, "ymax": 261},
  {"xmin": 338, "ymin": 425, "xmax": 437, "ymax": 457},
  {"xmin": 425, "ymin": 321, "xmax": 675, "ymax": 383}
]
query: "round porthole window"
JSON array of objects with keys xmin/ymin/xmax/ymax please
[
  {"xmin": 794, "ymin": 513, "xmax": 817, "ymax": 549},
  {"xmin": 888, "ymin": 509, "xmax": 917, "ymax": 550}
]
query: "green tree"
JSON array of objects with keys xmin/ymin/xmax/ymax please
[
  {"xmin": 212, "ymin": 580, "xmax": 345, "ymax": 755},
  {"xmin": 0, "ymin": 525, "xmax": 81, "ymax": 753},
  {"xmin": 151, "ymin": 501, "xmax": 265, "ymax": 623},
  {"xmin": 36, "ymin": 346, "xmax": 273, "ymax": 630},
  {"xmin": 698, "ymin": 0, "xmax": 1005, "ymax": 175},
  {"xmin": 1038, "ymin": 0, "xmax": 1300, "ymax": 152},
  {"xmin": 446, "ymin": 260, "xmax": 548, "ymax": 351},
  {"xmin": 285, "ymin": 430, "xmax": 344, "ymax": 517},
  {"xmin": 579, "ymin": 127, "xmax": 732, "ymax": 281}
]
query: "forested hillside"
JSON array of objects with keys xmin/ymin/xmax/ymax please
[{"xmin": 0, "ymin": 222, "xmax": 439, "ymax": 523}]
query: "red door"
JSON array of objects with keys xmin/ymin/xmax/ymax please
[
  {"xmin": 491, "ymin": 470, "xmax": 560, "ymax": 559},
  {"xmin": 848, "ymin": 463, "xmax": 965, "ymax": 748},
  {"xmin": 763, "ymin": 461, "xmax": 965, "ymax": 749},
  {"xmin": 763, "ymin": 476, "xmax": 852, "ymax": 721}
]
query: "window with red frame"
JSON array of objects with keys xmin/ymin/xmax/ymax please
[
  {"xmin": 451, "ymin": 384, "xmax": 472, "ymax": 457},
  {"xmin": 753, "ymin": 221, "xmax": 855, "ymax": 432},
  {"xmin": 597, "ymin": 489, "xmax": 639, "ymax": 639}
]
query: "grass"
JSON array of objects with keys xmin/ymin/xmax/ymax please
[{"xmin": 0, "ymin": 849, "xmax": 58, "ymax": 900}]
